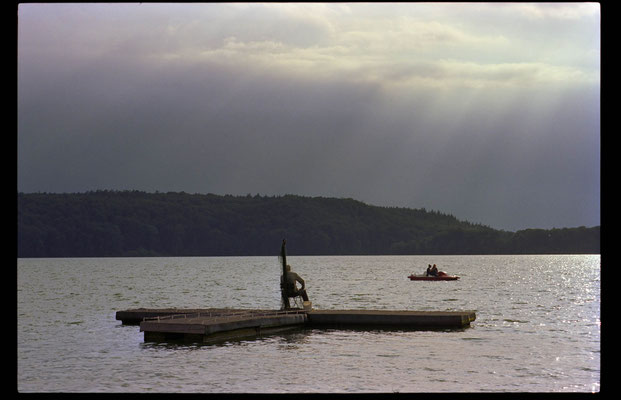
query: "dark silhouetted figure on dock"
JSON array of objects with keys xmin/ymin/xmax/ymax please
[
  {"xmin": 279, "ymin": 239, "xmax": 310, "ymax": 309},
  {"xmin": 283, "ymin": 264, "xmax": 309, "ymax": 301}
]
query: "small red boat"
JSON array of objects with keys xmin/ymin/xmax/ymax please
[{"xmin": 408, "ymin": 271, "xmax": 459, "ymax": 281}]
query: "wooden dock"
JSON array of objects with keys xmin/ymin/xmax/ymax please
[
  {"xmin": 116, "ymin": 308, "xmax": 476, "ymax": 343},
  {"xmin": 115, "ymin": 308, "xmax": 275, "ymax": 325},
  {"xmin": 138, "ymin": 309, "xmax": 307, "ymax": 343},
  {"xmin": 307, "ymin": 309, "xmax": 476, "ymax": 328}
]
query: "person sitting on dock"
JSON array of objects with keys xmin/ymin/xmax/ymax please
[{"xmin": 282, "ymin": 264, "xmax": 309, "ymax": 302}]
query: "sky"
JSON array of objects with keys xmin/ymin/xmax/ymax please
[{"xmin": 17, "ymin": 3, "xmax": 600, "ymax": 231}]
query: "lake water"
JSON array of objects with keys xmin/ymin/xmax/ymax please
[{"xmin": 17, "ymin": 254, "xmax": 600, "ymax": 393}]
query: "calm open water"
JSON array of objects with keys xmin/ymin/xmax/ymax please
[{"xmin": 17, "ymin": 254, "xmax": 600, "ymax": 393}]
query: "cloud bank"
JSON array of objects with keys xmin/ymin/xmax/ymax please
[{"xmin": 18, "ymin": 3, "xmax": 600, "ymax": 231}]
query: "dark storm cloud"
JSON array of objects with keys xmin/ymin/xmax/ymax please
[
  {"xmin": 17, "ymin": 3, "xmax": 600, "ymax": 231},
  {"xmin": 18, "ymin": 53, "xmax": 383, "ymax": 193}
]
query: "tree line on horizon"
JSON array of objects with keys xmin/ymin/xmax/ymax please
[{"xmin": 17, "ymin": 191, "xmax": 600, "ymax": 258}]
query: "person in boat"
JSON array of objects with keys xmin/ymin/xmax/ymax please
[
  {"xmin": 426, "ymin": 264, "xmax": 432, "ymax": 276},
  {"xmin": 429, "ymin": 264, "xmax": 439, "ymax": 277},
  {"xmin": 282, "ymin": 264, "xmax": 309, "ymax": 302}
]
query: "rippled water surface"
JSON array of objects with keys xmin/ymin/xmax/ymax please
[{"xmin": 17, "ymin": 255, "xmax": 600, "ymax": 392}]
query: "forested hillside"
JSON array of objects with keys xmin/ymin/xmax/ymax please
[{"xmin": 17, "ymin": 191, "xmax": 600, "ymax": 257}]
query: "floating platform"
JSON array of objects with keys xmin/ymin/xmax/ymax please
[
  {"xmin": 307, "ymin": 309, "xmax": 476, "ymax": 328},
  {"xmin": 115, "ymin": 308, "xmax": 275, "ymax": 325},
  {"xmin": 138, "ymin": 309, "xmax": 307, "ymax": 344},
  {"xmin": 116, "ymin": 308, "xmax": 476, "ymax": 343}
]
